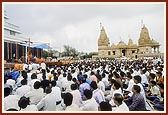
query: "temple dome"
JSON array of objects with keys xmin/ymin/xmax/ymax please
[
  {"xmin": 117, "ymin": 41, "xmax": 127, "ymax": 48},
  {"xmin": 111, "ymin": 43, "xmax": 116, "ymax": 48}
]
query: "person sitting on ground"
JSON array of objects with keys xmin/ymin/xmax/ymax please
[
  {"xmin": 79, "ymin": 77, "xmax": 90, "ymax": 100},
  {"xmin": 90, "ymin": 81, "xmax": 105, "ymax": 107},
  {"xmin": 99, "ymin": 101, "xmax": 112, "ymax": 111},
  {"xmin": 40, "ymin": 72, "xmax": 50, "ymax": 93},
  {"xmin": 156, "ymin": 71, "xmax": 164, "ymax": 86},
  {"xmin": 148, "ymin": 73, "xmax": 156, "ymax": 82},
  {"xmin": 4, "ymin": 77, "xmax": 13, "ymax": 94},
  {"xmin": 4, "ymin": 87, "xmax": 20, "ymax": 111},
  {"xmin": 97, "ymin": 75, "xmax": 105, "ymax": 94},
  {"xmin": 25, "ymin": 81, "xmax": 44, "ymax": 105},
  {"xmin": 18, "ymin": 96, "xmax": 37, "ymax": 111},
  {"xmin": 50, "ymin": 80, "xmax": 63, "ymax": 111},
  {"xmin": 90, "ymin": 71, "xmax": 97, "ymax": 83},
  {"xmin": 152, "ymin": 83, "xmax": 164, "ymax": 111},
  {"xmin": 146, "ymin": 80, "xmax": 161, "ymax": 102},
  {"xmin": 80, "ymin": 89, "xmax": 98, "ymax": 111},
  {"xmin": 124, "ymin": 85, "xmax": 146, "ymax": 111},
  {"xmin": 63, "ymin": 92, "xmax": 80, "ymax": 111},
  {"xmin": 70, "ymin": 84, "xmax": 82, "ymax": 107},
  {"xmin": 109, "ymin": 81, "xmax": 123, "ymax": 106},
  {"xmin": 28, "ymin": 73, "xmax": 40, "ymax": 89},
  {"xmin": 113, "ymin": 93, "xmax": 129, "ymax": 111},
  {"xmin": 124, "ymin": 73, "xmax": 134, "ymax": 94},
  {"xmin": 36, "ymin": 86, "xmax": 56, "ymax": 111},
  {"xmin": 133, "ymin": 75, "xmax": 146, "ymax": 102},
  {"xmin": 15, "ymin": 79, "xmax": 31, "ymax": 97}
]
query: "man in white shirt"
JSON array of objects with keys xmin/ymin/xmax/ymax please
[
  {"xmin": 28, "ymin": 73, "xmax": 40, "ymax": 89},
  {"xmin": 140, "ymin": 69, "xmax": 149, "ymax": 87},
  {"xmin": 90, "ymin": 81, "xmax": 105, "ymax": 107},
  {"xmin": 15, "ymin": 79, "xmax": 31, "ymax": 97},
  {"xmin": 50, "ymin": 80, "xmax": 63, "ymax": 110},
  {"xmin": 109, "ymin": 81, "xmax": 123, "ymax": 106},
  {"xmin": 4, "ymin": 87, "xmax": 20, "ymax": 111},
  {"xmin": 80, "ymin": 89, "xmax": 98, "ymax": 111},
  {"xmin": 70, "ymin": 84, "xmax": 82, "ymax": 107},
  {"xmin": 125, "ymin": 74, "xmax": 134, "ymax": 92},
  {"xmin": 40, "ymin": 61, "xmax": 46, "ymax": 70},
  {"xmin": 113, "ymin": 93, "xmax": 129, "ymax": 111},
  {"xmin": 132, "ymin": 67, "xmax": 140, "ymax": 77},
  {"xmin": 6, "ymin": 76, "xmax": 15, "ymax": 89},
  {"xmin": 101, "ymin": 73, "xmax": 109, "ymax": 88},
  {"xmin": 133, "ymin": 75, "xmax": 146, "ymax": 102},
  {"xmin": 18, "ymin": 96, "xmax": 38, "ymax": 111},
  {"xmin": 59, "ymin": 73, "xmax": 68, "ymax": 92},
  {"xmin": 63, "ymin": 92, "xmax": 80, "ymax": 111},
  {"xmin": 146, "ymin": 80, "xmax": 161, "ymax": 101},
  {"xmin": 37, "ymin": 86, "xmax": 56, "ymax": 111},
  {"xmin": 97, "ymin": 76, "xmax": 105, "ymax": 94},
  {"xmin": 23, "ymin": 63, "xmax": 28, "ymax": 70},
  {"xmin": 25, "ymin": 81, "xmax": 44, "ymax": 105}
]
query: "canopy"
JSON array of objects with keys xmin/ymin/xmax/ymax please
[
  {"xmin": 17, "ymin": 43, "xmax": 51, "ymax": 49},
  {"xmin": 31, "ymin": 44, "xmax": 51, "ymax": 49}
]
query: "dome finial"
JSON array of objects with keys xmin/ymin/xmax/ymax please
[
  {"xmin": 100, "ymin": 22, "xmax": 102, "ymax": 30},
  {"xmin": 141, "ymin": 19, "xmax": 144, "ymax": 27}
]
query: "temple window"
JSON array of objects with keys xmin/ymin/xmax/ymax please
[
  {"xmin": 113, "ymin": 51, "xmax": 115, "ymax": 55},
  {"xmin": 132, "ymin": 50, "xmax": 135, "ymax": 53},
  {"xmin": 108, "ymin": 51, "xmax": 111, "ymax": 55}
]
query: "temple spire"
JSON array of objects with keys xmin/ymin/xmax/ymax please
[{"xmin": 98, "ymin": 24, "xmax": 109, "ymax": 46}]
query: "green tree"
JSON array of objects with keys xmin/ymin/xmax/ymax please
[
  {"xmin": 42, "ymin": 50, "xmax": 53, "ymax": 58},
  {"xmin": 62, "ymin": 45, "xmax": 78, "ymax": 57}
]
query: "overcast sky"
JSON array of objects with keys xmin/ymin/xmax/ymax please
[{"xmin": 4, "ymin": 2, "xmax": 165, "ymax": 53}]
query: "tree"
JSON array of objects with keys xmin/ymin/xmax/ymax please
[
  {"xmin": 42, "ymin": 50, "xmax": 53, "ymax": 58},
  {"xmin": 62, "ymin": 45, "xmax": 78, "ymax": 57}
]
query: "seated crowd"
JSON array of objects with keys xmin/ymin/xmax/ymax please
[{"xmin": 4, "ymin": 58, "xmax": 164, "ymax": 111}]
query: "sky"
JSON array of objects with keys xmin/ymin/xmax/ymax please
[{"xmin": 3, "ymin": 2, "xmax": 165, "ymax": 53}]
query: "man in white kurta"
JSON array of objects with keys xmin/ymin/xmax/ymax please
[
  {"xmin": 15, "ymin": 79, "xmax": 31, "ymax": 97},
  {"xmin": 70, "ymin": 84, "xmax": 82, "ymax": 107},
  {"xmin": 25, "ymin": 81, "xmax": 44, "ymax": 105},
  {"xmin": 4, "ymin": 94, "xmax": 20, "ymax": 111},
  {"xmin": 36, "ymin": 87, "xmax": 56, "ymax": 111},
  {"xmin": 80, "ymin": 89, "xmax": 98, "ymax": 111},
  {"xmin": 113, "ymin": 93, "xmax": 129, "ymax": 111}
]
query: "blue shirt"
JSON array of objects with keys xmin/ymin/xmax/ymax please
[
  {"xmin": 127, "ymin": 93, "xmax": 146, "ymax": 111},
  {"xmin": 79, "ymin": 83, "xmax": 90, "ymax": 100}
]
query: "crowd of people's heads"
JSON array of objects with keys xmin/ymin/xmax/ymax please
[{"xmin": 4, "ymin": 57, "xmax": 164, "ymax": 111}]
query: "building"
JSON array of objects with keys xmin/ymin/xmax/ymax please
[
  {"xmin": 4, "ymin": 11, "xmax": 42, "ymax": 62},
  {"xmin": 95, "ymin": 24, "xmax": 162, "ymax": 59}
]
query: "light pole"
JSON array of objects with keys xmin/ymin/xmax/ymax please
[
  {"xmin": 24, "ymin": 38, "xmax": 31, "ymax": 64},
  {"xmin": 48, "ymin": 43, "xmax": 50, "ymax": 57}
]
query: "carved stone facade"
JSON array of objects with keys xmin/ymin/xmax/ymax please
[{"xmin": 97, "ymin": 24, "xmax": 161, "ymax": 59}]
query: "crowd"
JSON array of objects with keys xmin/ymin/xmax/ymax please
[{"xmin": 4, "ymin": 58, "xmax": 164, "ymax": 111}]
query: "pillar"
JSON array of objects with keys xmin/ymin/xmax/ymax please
[
  {"xmin": 10, "ymin": 43, "xmax": 12, "ymax": 59},
  {"xmin": 37, "ymin": 48, "xmax": 38, "ymax": 57},
  {"xmin": 157, "ymin": 47, "xmax": 160, "ymax": 53},
  {"xmin": 16, "ymin": 43, "xmax": 18, "ymax": 59},
  {"xmin": 22, "ymin": 46, "xmax": 24, "ymax": 57},
  {"xmin": 154, "ymin": 47, "xmax": 156, "ymax": 53},
  {"xmin": 7, "ymin": 42, "xmax": 9, "ymax": 59}
]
